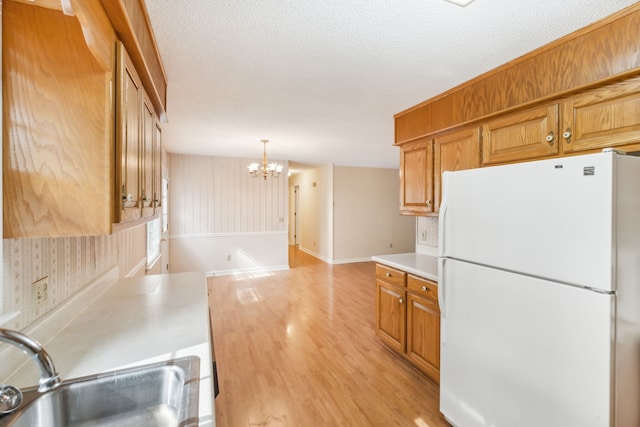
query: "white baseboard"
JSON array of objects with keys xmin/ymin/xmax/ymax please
[{"xmin": 207, "ymin": 264, "xmax": 290, "ymax": 277}]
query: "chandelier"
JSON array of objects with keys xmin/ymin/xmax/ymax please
[{"xmin": 247, "ymin": 139, "xmax": 283, "ymax": 180}]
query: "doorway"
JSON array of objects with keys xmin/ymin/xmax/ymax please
[{"xmin": 294, "ymin": 185, "xmax": 300, "ymax": 246}]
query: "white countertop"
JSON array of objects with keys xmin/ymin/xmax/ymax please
[
  {"xmin": 1, "ymin": 271, "xmax": 215, "ymax": 426},
  {"xmin": 371, "ymin": 252, "xmax": 439, "ymax": 282}
]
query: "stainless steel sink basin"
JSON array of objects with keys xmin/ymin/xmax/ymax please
[{"xmin": 0, "ymin": 356, "xmax": 200, "ymax": 427}]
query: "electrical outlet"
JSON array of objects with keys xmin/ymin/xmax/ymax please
[
  {"xmin": 226, "ymin": 254, "xmax": 232, "ymax": 261},
  {"xmin": 32, "ymin": 276, "xmax": 49, "ymax": 309}
]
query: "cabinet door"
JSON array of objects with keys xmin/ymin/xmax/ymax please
[
  {"xmin": 376, "ymin": 281, "xmax": 407, "ymax": 353},
  {"xmin": 116, "ymin": 42, "xmax": 143, "ymax": 222},
  {"xmin": 141, "ymin": 92, "xmax": 155, "ymax": 218},
  {"xmin": 434, "ymin": 127, "xmax": 480, "ymax": 213},
  {"xmin": 407, "ymin": 293, "xmax": 440, "ymax": 384},
  {"xmin": 153, "ymin": 120, "xmax": 163, "ymax": 214},
  {"xmin": 3, "ymin": 1, "xmax": 115, "ymax": 238},
  {"xmin": 562, "ymin": 78, "xmax": 640, "ymax": 153},
  {"xmin": 399, "ymin": 137, "xmax": 433, "ymax": 215},
  {"xmin": 482, "ymin": 104, "xmax": 559, "ymax": 165}
]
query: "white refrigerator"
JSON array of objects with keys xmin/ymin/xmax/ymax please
[{"xmin": 438, "ymin": 150, "xmax": 640, "ymax": 427}]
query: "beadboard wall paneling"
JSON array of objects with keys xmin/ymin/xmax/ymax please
[
  {"xmin": 169, "ymin": 154, "xmax": 288, "ymax": 234},
  {"xmin": 168, "ymin": 154, "xmax": 289, "ymax": 274},
  {"xmin": 1, "ymin": 224, "xmax": 147, "ymax": 331}
]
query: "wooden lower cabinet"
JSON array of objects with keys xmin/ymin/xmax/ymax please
[
  {"xmin": 375, "ymin": 264, "xmax": 440, "ymax": 384},
  {"xmin": 376, "ymin": 281, "xmax": 406, "ymax": 353},
  {"xmin": 407, "ymin": 292, "xmax": 440, "ymax": 382}
]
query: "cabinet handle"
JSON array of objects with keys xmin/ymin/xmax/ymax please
[
  {"xmin": 386, "ymin": 272, "xmax": 391, "ymax": 277},
  {"xmin": 563, "ymin": 128, "xmax": 572, "ymax": 143},
  {"xmin": 398, "ymin": 298, "xmax": 404, "ymax": 304},
  {"xmin": 545, "ymin": 131, "xmax": 555, "ymax": 145},
  {"xmin": 421, "ymin": 286, "xmax": 428, "ymax": 292}
]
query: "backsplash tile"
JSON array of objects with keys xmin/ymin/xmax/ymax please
[
  {"xmin": 1, "ymin": 224, "xmax": 147, "ymax": 331},
  {"xmin": 417, "ymin": 216, "xmax": 438, "ymax": 247}
]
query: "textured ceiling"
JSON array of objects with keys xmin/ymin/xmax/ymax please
[{"xmin": 145, "ymin": 0, "xmax": 639, "ymax": 169}]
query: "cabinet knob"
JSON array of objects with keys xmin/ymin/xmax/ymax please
[
  {"xmin": 562, "ymin": 128, "xmax": 572, "ymax": 143},
  {"xmin": 399, "ymin": 298, "xmax": 404, "ymax": 304},
  {"xmin": 426, "ymin": 199, "xmax": 431, "ymax": 206},
  {"xmin": 545, "ymin": 131, "xmax": 555, "ymax": 145},
  {"xmin": 421, "ymin": 286, "xmax": 428, "ymax": 292},
  {"xmin": 386, "ymin": 272, "xmax": 391, "ymax": 277}
]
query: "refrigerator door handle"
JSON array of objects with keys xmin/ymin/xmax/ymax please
[
  {"xmin": 439, "ymin": 258, "xmax": 447, "ymax": 344},
  {"xmin": 438, "ymin": 180, "xmax": 449, "ymax": 258}
]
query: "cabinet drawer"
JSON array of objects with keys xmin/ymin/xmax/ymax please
[
  {"xmin": 376, "ymin": 264, "xmax": 406, "ymax": 287},
  {"xmin": 408, "ymin": 274, "xmax": 438, "ymax": 303}
]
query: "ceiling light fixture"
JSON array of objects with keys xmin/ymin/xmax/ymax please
[
  {"xmin": 443, "ymin": 0, "xmax": 475, "ymax": 6},
  {"xmin": 248, "ymin": 139, "xmax": 283, "ymax": 180}
]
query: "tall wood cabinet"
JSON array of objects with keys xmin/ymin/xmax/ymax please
[{"xmin": 375, "ymin": 263, "xmax": 440, "ymax": 384}]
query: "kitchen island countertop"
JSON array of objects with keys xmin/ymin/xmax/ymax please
[{"xmin": 371, "ymin": 252, "xmax": 438, "ymax": 282}]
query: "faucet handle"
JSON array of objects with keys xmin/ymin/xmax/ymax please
[{"xmin": 0, "ymin": 384, "xmax": 23, "ymax": 414}]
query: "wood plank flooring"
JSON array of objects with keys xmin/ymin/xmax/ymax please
[{"xmin": 208, "ymin": 246, "xmax": 451, "ymax": 427}]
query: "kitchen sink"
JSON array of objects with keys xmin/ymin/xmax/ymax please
[{"xmin": 0, "ymin": 356, "xmax": 200, "ymax": 427}]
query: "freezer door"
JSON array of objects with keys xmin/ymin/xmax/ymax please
[
  {"xmin": 439, "ymin": 152, "xmax": 618, "ymax": 292},
  {"xmin": 440, "ymin": 259, "xmax": 612, "ymax": 427}
]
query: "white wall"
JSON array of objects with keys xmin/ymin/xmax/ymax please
[
  {"xmin": 333, "ymin": 166, "xmax": 415, "ymax": 262},
  {"xmin": 169, "ymin": 154, "xmax": 289, "ymax": 274},
  {"xmin": 290, "ymin": 164, "xmax": 415, "ymax": 264},
  {"xmin": 288, "ymin": 164, "xmax": 333, "ymax": 262}
]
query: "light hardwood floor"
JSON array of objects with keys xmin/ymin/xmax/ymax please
[{"xmin": 208, "ymin": 246, "xmax": 450, "ymax": 427}]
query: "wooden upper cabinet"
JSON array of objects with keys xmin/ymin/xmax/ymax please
[
  {"xmin": 152, "ymin": 120, "xmax": 163, "ymax": 214},
  {"xmin": 395, "ymin": 105, "xmax": 431, "ymax": 144},
  {"xmin": 100, "ymin": 0, "xmax": 168, "ymax": 117},
  {"xmin": 434, "ymin": 127, "xmax": 481, "ymax": 212},
  {"xmin": 562, "ymin": 78, "xmax": 640, "ymax": 153},
  {"xmin": 3, "ymin": 0, "xmax": 116, "ymax": 238},
  {"xmin": 482, "ymin": 104, "xmax": 559, "ymax": 165},
  {"xmin": 141, "ymin": 92, "xmax": 155, "ymax": 218},
  {"xmin": 399, "ymin": 138, "xmax": 434, "ymax": 215},
  {"xmin": 116, "ymin": 42, "xmax": 144, "ymax": 223}
]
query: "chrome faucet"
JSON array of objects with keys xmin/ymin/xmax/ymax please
[{"xmin": 0, "ymin": 329, "xmax": 61, "ymax": 393}]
